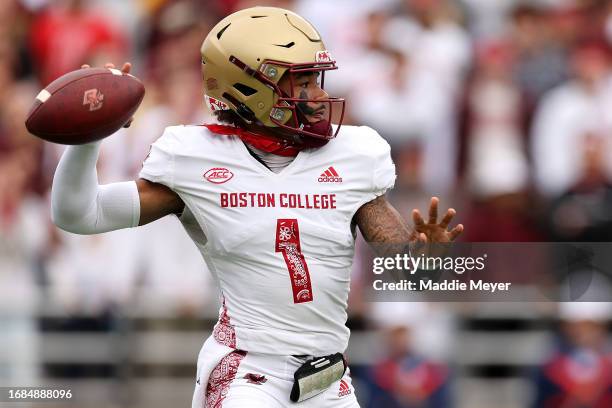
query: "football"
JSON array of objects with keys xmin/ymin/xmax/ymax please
[{"xmin": 25, "ymin": 67, "xmax": 145, "ymax": 145}]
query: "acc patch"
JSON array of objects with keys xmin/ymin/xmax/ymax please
[{"xmin": 204, "ymin": 167, "xmax": 234, "ymax": 184}]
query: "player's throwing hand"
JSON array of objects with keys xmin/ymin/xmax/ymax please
[{"xmin": 411, "ymin": 197, "xmax": 464, "ymax": 244}]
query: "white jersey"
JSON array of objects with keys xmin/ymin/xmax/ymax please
[{"xmin": 139, "ymin": 124, "xmax": 395, "ymax": 356}]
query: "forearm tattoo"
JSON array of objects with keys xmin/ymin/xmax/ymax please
[{"xmin": 354, "ymin": 195, "xmax": 412, "ymax": 248}]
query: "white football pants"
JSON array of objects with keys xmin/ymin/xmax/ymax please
[{"xmin": 192, "ymin": 336, "xmax": 359, "ymax": 408}]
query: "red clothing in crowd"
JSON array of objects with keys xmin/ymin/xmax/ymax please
[{"xmin": 29, "ymin": 7, "xmax": 126, "ymax": 85}]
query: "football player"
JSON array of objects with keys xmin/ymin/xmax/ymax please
[{"xmin": 51, "ymin": 7, "xmax": 463, "ymax": 408}]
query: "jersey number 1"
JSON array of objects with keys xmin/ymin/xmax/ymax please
[{"xmin": 275, "ymin": 219, "xmax": 313, "ymax": 303}]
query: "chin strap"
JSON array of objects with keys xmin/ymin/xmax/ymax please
[{"xmin": 203, "ymin": 124, "xmax": 302, "ymax": 157}]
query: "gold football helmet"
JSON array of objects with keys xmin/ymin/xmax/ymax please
[{"xmin": 200, "ymin": 6, "xmax": 345, "ymax": 141}]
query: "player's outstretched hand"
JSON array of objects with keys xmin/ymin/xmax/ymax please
[
  {"xmin": 81, "ymin": 62, "xmax": 134, "ymax": 128},
  {"xmin": 410, "ymin": 197, "xmax": 463, "ymax": 244}
]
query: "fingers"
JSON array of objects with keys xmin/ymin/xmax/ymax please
[
  {"xmin": 120, "ymin": 62, "xmax": 132, "ymax": 74},
  {"xmin": 439, "ymin": 208, "xmax": 456, "ymax": 229},
  {"xmin": 448, "ymin": 224, "xmax": 464, "ymax": 241},
  {"xmin": 412, "ymin": 209, "xmax": 425, "ymax": 227},
  {"xmin": 409, "ymin": 229, "xmax": 427, "ymax": 242},
  {"xmin": 428, "ymin": 196, "xmax": 439, "ymax": 224},
  {"xmin": 85, "ymin": 62, "xmax": 131, "ymax": 73}
]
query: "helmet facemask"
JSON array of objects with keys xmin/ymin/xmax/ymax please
[{"xmin": 228, "ymin": 56, "xmax": 345, "ymax": 147}]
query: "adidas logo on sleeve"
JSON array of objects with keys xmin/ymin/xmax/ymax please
[{"xmin": 318, "ymin": 166, "xmax": 343, "ymax": 183}]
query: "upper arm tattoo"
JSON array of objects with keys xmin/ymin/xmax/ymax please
[{"xmin": 354, "ymin": 195, "xmax": 412, "ymax": 244}]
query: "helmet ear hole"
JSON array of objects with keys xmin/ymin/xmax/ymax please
[
  {"xmin": 222, "ymin": 92, "xmax": 257, "ymax": 123},
  {"xmin": 233, "ymin": 83, "xmax": 258, "ymax": 96}
]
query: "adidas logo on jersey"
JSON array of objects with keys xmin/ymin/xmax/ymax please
[
  {"xmin": 338, "ymin": 379, "xmax": 351, "ymax": 397},
  {"xmin": 318, "ymin": 166, "xmax": 342, "ymax": 183}
]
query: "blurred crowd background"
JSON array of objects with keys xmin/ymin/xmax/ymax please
[{"xmin": 1, "ymin": 0, "xmax": 612, "ymax": 407}]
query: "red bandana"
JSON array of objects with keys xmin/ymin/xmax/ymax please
[{"xmin": 202, "ymin": 124, "xmax": 300, "ymax": 157}]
